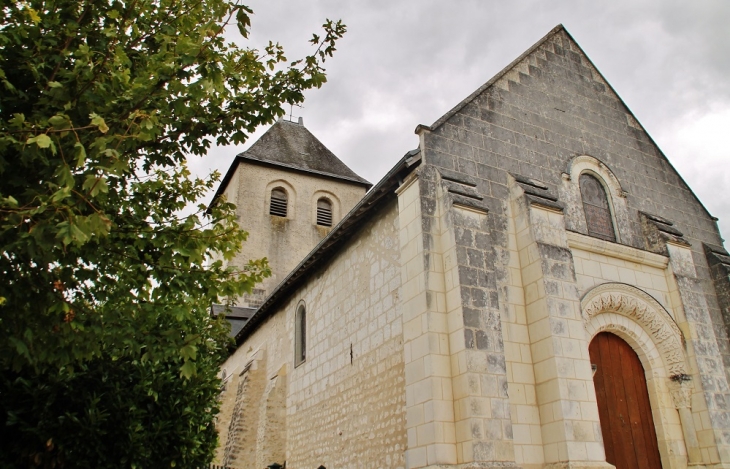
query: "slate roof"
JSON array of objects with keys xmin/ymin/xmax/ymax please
[
  {"xmin": 242, "ymin": 119, "xmax": 371, "ymax": 186},
  {"xmin": 210, "ymin": 120, "xmax": 371, "ymax": 210}
]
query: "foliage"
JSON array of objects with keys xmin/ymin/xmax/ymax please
[
  {"xmin": 0, "ymin": 0, "xmax": 345, "ymax": 466},
  {"xmin": 0, "ymin": 347, "xmax": 225, "ymax": 468}
]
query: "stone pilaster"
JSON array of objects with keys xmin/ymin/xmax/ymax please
[
  {"xmin": 397, "ymin": 170, "xmax": 458, "ymax": 468},
  {"xmin": 704, "ymin": 244, "xmax": 730, "ymax": 352},
  {"xmin": 665, "ymin": 241, "xmax": 730, "ymax": 468},
  {"xmin": 436, "ymin": 167, "xmax": 517, "ymax": 467},
  {"xmin": 397, "ymin": 163, "xmax": 520, "ymax": 469},
  {"xmin": 509, "ymin": 175, "xmax": 610, "ymax": 469},
  {"xmin": 669, "ymin": 379, "xmax": 705, "ymax": 466}
]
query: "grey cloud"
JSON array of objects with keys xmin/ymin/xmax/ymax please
[{"xmin": 195, "ymin": 0, "xmax": 729, "ymax": 240}]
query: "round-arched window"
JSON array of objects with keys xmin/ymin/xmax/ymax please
[
  {"xmin": 270, "ymin": 188, "xmax": 288, "ymax": 217},
  {"xmin": 316, "ymin": 198, "xmax": 333, "ymax": 227},
  {"xmin": 295, "ymin": 304, "xmax": 306, "ymax": 366},
  {"xmin": 580, "ymin": 173, "xmax": 615, "ymax": 242}
]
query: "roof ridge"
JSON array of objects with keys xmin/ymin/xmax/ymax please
[
  {"xmin": 419, "ymin": 24, "xmax": 565, "ymax": 133},
  {"xmin": 417, "ymin": 23, "xmax": 716, "ymax": 222}
]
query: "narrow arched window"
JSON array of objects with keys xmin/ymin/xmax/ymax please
[
  {"xmin": 295, "ymin": 304, "xmax": 306, "ymax": 366},
  {"xmin": 580, "ymin": 173, "xmax": 615, "ymax": 242},
  {"xmin": 270, "ymin": 188, "xmax": 288, "ymax": 217},
  {"xmin": 316, "ymin": 198, "xmax": 333, "ymax": 227}
]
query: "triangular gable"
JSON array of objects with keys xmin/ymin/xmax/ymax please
[{"xmin": 419, "ymin": 24, "xmax": 715, "ymax": 222}]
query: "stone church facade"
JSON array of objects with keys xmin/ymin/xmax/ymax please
[{"xmin": 212, "ymin": 25, "xmax": 730, "ymax": 469}]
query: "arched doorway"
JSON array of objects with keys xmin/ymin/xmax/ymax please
[{"xmin": 589, "ymin": 331, "xmax": 662, "ymax": 469}]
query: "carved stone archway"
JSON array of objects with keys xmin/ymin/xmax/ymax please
[
  {"xmin": 581, "ymin": 283, "xmax": 703, "ymax": 468},
  {"xmin": 581, "ymin": 282, "xmax": 687, "ymax": 377}
]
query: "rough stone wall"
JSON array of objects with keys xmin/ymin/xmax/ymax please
[
  {"xmin": 255, "ymin": 373, "xmax": 287, "ymax": 468},
  {"xmin": 216, "ymin": 199, "xmax": 406, "ymax": 469},
  {"xmin": 285, "ymin": 198, "xmax": 405, "ymax": 469},
  {"xmin": 216, "ymin": 353, "xmax": 267, "ymax": 468},
  {"xmin": 420, "ymin": 28, "xmax": 730, "ymax": 466},
  {"xmin": 214, "ymin": 312, "xmax": 290, "ymax": 467},
  {"xmin": 221, "ymin": 162, "xmax": 367, "ymax": 307}
]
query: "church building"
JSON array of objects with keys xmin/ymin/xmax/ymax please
[{"xmin": 211, "ymin": 25, "xmax": 730, "ymax": 469}]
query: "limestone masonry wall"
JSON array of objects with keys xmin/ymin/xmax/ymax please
[
  {"xmin": 222, "ymin": 162, "xmax": 367, "ymax": 307},
  {"xmin": 421, "ymin": 28, "xmax": 730, "ymax": 467},
  {"xmin": 216, "ymin": 199, "xmax": 406, "ymax": 469}
]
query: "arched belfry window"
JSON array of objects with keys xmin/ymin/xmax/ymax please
[
  {"xmin": 270, "ymin": 188, "xmax": 288, "ymax": 217},
  {"xmin": 580, "ymin": 173, "xmax": 616, "ymax": 242},
  {"xmin": 316, "ymin": 198, "xmax": 333, "ymax": 227},
  {"xmin": 295, "ymin": 304, "xmax": 306, "ymax": 366}
]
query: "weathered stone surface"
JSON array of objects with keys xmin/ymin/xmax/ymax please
[{"xmin": 213, "ymin": 25, "xmax": 730, "ymax": 469}]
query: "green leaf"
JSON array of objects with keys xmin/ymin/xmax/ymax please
[
  {"xmin": 180, "ymin": 361, "xmax": 196, "ymax": 379},
  {"xmin": 26, "ymin": 8, "xmax": 40, "ymax": 24},
  {"xmin": 88, "ymin": 213, "xmax": 111, "ymax": 235},
  {"xmin": 57, "ymin": 165, "xmax": 74, "ymax": 188},
  {"xmin": 90, "ymin": 113, "xmax": 109, "ymax": 134},
  {"xmin": 27, "ymin": 134, "xmax": 52, "ymax": 148},
  {"xmin": 180, "ymin": 344, "xmax": 197, "ymax": 361},
  {"xmin": 74, "ymin": 142, "xmax": 87, "ymax": 167},
  {"xmin": 9, "ymin": 113, "xmax": 25, "ymax": 127},
  {"xmin": 8, "ymin": 337, "xmax": 30, "ymax": 358},
  {"xmin": 49, "ymin": 114, "xmax": 68, "ymax": 128},
  {"xmin": 82, "ymin": 175, "xmax": 108, "ymax": 196},
  {"xmin": 50, "ymin": 186, "xmax": 71, "ymax": 203}
]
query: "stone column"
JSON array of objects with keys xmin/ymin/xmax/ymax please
[{"xmin": 669, "ymin": 379, "xmax": 705, "ymax": 466}]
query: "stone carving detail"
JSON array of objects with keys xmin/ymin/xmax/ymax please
[
  {"xmin": 668, "ymin": 380, "xmax": 693, "ymax": 409},
  {"xmin": 582, "ymin": 283, "xmax": 687, "ymax": 376}
]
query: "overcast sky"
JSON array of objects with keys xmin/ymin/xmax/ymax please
[{"xmin": 190, "ymin": 0, "xmax": 730, "ymax": 242}]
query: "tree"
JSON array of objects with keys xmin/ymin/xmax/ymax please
[{"xmin": 0, "ymin": 0, "xmax": 345, "ymax": 466}]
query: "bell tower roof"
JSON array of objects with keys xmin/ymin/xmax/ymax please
[
  {"xmin": 210, "ymin": 119, "xmax": 371, "ymax": 211},
  {"xmin": 240, "ymin": 119, "xmax": 370, "ymax": 186}
]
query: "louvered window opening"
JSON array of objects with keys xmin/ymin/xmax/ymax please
[
  {"xmin": 316, "ymin": 199, "xmax": 332, "ymax": 227},
  {"xmin": 580, "ymin": 173, "xmax": 616, "ymax": 242},
  {"xmin": 269, "ymin": 189, "xmax": 288, "ymax": 217}
]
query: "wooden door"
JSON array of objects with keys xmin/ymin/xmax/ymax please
[{"xmin": 589, "ymin": 332, "xmax": 662, "ymax": 469}]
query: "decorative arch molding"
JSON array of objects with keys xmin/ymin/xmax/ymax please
[
  {"xmin": 568, "ymin": 155, "xmax": 625, "ymax": 199},
  {"xmin": 560, "ymin": 155, "xmax": 636, "ymax": 245},
  {"xmin": 581, "ymin": 283, "xmax": 687, "ymax": 377}
]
